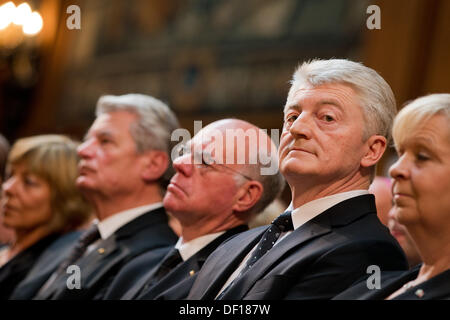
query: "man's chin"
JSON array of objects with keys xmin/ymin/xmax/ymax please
[{"xmin": 76, "ymin": 177, "xmax": 97, "ymax": 191}]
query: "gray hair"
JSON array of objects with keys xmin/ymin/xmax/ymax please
[
  {"xmin": 289, "ymin": 59, "xmax": 397, "ymax": 142},
  {"xmin": 0, "ymin": 134, "xmax": 10, "ymax": 181},
  {"xmin": 96, "ymin": 94, "xmax": 180, "ymax": 189}
]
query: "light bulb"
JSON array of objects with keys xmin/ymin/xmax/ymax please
[
  {"xmin": 23, "ymin": 11, "xmax": 43, "ymax": 35},
  {"xmin": 13, "ymin": 2, "xmax": 32, "ymax": 26},
  {"xmin": 0, "ymin": 2, "xmax": 16, "ymax": 30}
]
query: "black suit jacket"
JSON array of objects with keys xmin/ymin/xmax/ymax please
[
  {"xmin": 106, "ymin": 225, "xmax": 248, "ymax": 300},
  {"xmin": 33, "ymin": 207, "xmax": 178, "ymax": 300},
  {"xmin": 0, "ymin": 233, "xmax": 60, "ymax": 299},
  {"xmin": 9, "ymin": 231, "xmax": 82, "ymax": 300},
  {"xmin": 334, "ymin": 264, "xmax": 450, "ymax": 300},
  {"xmin": 187, "ymin": 195, "xmax": 409, "ymax": 300}
]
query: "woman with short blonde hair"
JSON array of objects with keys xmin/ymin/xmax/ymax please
[
  {"xmin": 335, "ymin": 93, "xmax": 450, "ymax": 300},
  {"xmin": 0, "ymin": 135, "xmax": 92, "ymax": 299}
]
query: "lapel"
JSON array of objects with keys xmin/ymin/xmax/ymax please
[
  {"xmin": 137, "ymin": 225, "xmax": 249, "ymax": 300},
  {"xmin": 114, "ymin": 206, "xmax": 168, "ymax": 240},
  {"xmin": 60, "ymin": 207, "xmax": 170, "ymax": 295},
  {"xmin": 199, "ymin": 227, "xmax": 266, "ymax": 299},
  {"xmin": 224, "ymin": 194, "xmax": 377, "ymax": 299}
]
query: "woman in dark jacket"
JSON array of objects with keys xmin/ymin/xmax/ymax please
[{"xmin": 0, "ymin": 135, "xmax": 92, "ymax": 299}]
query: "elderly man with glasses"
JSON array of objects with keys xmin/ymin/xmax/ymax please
[{"xmin": 104, "ymin": 118, "xmax": 285, "ymax": 300}]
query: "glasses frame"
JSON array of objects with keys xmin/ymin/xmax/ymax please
[{"xmin": 176, "ymin": 146, "xmax": 254, "ymax": 181}]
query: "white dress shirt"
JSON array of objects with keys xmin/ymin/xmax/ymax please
[
  {"xmin": 175, "ymin": 231, "xmax": 226, "ymax": 261},
  {"xmin": 217, "ymin": 190, "xmax": 369, "ymax": 297},
  {"xmin": 86, "ymin": 202, "xmax": 163, "ymax": 254}
]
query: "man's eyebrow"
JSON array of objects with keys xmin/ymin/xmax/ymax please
[
  {"xmin": 317, "ymin": 99, "xmax": 344, "ymax": 110},
  {"xmin": 83, "ymin": 130, "xmax": 114, "ymax": 141},
  {"xmin": 283, "ymin": 103, "xmax": 299, "ymax": 115}
]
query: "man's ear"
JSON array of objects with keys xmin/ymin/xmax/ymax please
[
  {"xmin": 361, "ymin": 135, "xmax": 387, "ymax": 168},
  {"xmin": 232, "ymin": 181, "xmax": 263, "ymax": 213},
  {"xmin": 140, "ymin": 151, "xmax": 169, "ymax": 182}
]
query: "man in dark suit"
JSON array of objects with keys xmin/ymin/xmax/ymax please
[
  {"xmin": 187, "ymin": 59, "xmax": 409, "ymax": 300},
  {"xmin": 104, "ymin": 119, "xmax": 285, "ymax": 300},
  {"xmin": 33, "ymin": 94, "xmax": 180, "ymax": 300}
]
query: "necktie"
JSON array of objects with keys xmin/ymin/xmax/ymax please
[
  {"xmin": 35, "ymin": 224, "xmax": 100, "ymax": 297},
  {"xmin": 56, "ymin": 224, "xmax": 100, "ymax": 274},
  {"xmin": 217, "ymin": 211, "xmax": 293, "ymax": 299},
  {"xmin": 242, "ymin": 210, "xmax": 293, "ymax": 273},
  {"xmin": 137, "ymin": 248, "xmax": 182, "ymax": 297}
]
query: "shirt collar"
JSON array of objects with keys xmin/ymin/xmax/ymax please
[
  {"xmin": 97, "ymin": 202, "xmax": 163, "ymax": 240},
  {"xmin": 175, "ymin": 231, "xmax": 226, "ymax": 261},
  {"xmin": 291, "ymin": 190, "xmax": 369, "ymax": 230}
]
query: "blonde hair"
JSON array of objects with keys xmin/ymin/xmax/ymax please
[
  {"xmin": 392, "ymin": 94, "xmax": 450, "ymax": 148},
  {"xmin": 7, "ymin": 135, "xmax": 92, "ymax": 233}
]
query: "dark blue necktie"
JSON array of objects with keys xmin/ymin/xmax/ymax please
[
  {"xmin": 217, "ymin": 211, "xmax": 293, "ymax": 299},
  {"xmin": 241, "ymin": 210, "xmax": 293, "ymax": 273}
]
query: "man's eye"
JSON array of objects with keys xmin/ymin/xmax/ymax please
[
  {"xmin": 284, "ymin": 115, "xmax": 298, "ymax": 129},
  {"xmin": 285, "ymin": 115, "xmax": 298, "ymax": 123},
  {"xmin": 416, "ymin": 153, "xmax": 430, "ymax": 161},
  {"xmin": 322, "ymin": 115, "xmax": 335, "ymax": 122},
  {"xmin": 100, "ymin": 139, "xmax": 111, "ymax": 145}
]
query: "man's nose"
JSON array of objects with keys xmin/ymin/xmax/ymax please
[
  {"xmin": 173, "ymin": 154, "xmax": 194, "ymax": 177},
  {"xmin": 77, "ymin": 139, "xmax": 95, "ymax": 158},
  {"xmin": 289, "ymin": 113, "xmax": 313, "ymax": 140}
]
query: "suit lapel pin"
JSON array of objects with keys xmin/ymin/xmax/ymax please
[
  {"xmin": 414, "ymin": 289, "xmax": 424, "ymax": 298},
  {"xmin": 189, "ymin": 270, "xmax": 195, "ymax": 276},
  {"xmin": 98, "ymin": 248, "xmax": 105, "ymax": 254}
]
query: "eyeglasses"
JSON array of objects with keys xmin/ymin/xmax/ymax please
[{"xmin": 176, "ymin": 146, "xmax": 254, "ymax": 181}]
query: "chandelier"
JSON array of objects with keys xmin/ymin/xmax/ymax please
[{"xmin": 0, "ymin": 1, "xmax": 43, "ymax": 49}]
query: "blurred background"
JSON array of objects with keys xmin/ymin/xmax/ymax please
[{"xmin": 1, "ymin": 0, "xmax": 449, "ymax": 204}]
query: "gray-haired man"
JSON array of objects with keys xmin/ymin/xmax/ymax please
[
  {"xmin": 187, "ymin": 59, "xmax": 409, "ymax": 300},
  {"xmin": 33, "ymin": 94, "xmax": 179, "ymax": 300}
]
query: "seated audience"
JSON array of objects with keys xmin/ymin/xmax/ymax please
[
  {"xmin": 0, "ymin": 135, "xmax": 91, "ymax": 299},
  {"xmin": 335, "ymin": 93, "xmax": 450, "ymax": 299},
  {"xmin": 104, "ymin": 119, "xmax": 284, "ymax": 299},
  {"xmin": 33, "ymin": 94, "xmax": 179, "ymax": 300},
  {"xmin": 187, "ymin": 59, "xmax": 408, "ymax": 300}
]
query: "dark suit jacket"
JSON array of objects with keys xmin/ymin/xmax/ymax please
[
  {"xmin": 33, "ymin": 207, "xmax": 178, "ymax": 300},
  {"xmin": 0, "ymin": 233, "xmax": 60, "ymax": 299},
  {"xmin": 334, "ymin": 264, "xmax": 450, "ymax": 300},
  {"xmin": 105, "ymin": 225, "xmax": 248, "ymax": 300},
  {"xmin": 9, "ymin": 231, "xmax": 82, "ymax": 300},
  {"xmin": 187, "ymin": 195, "xmax": 409, "ymax": 300}
]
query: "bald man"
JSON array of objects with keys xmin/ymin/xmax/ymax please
[{"xmin": 104, "ymin": 119, "xmax": 284, "ymax": 299}]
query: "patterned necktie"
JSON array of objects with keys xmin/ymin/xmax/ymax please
[
  {"xmin": 137, "ymin": 248, "xmax": 183, "ymax": 296},
  {"xmin": 242, "ymin": 210, "xmax": 293, "ymax": 272},
  {"xmin": 216, "ymin": 211, "xmax": 293, "ymax": 299}
]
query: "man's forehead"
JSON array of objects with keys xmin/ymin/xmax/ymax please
[
  {"xmin": 284, "ymin": 83, "xmax": 357, "ymax": 113},
  {"xmin": 85, "ymin": 114, "xmax": 128, "ymax": 138}
]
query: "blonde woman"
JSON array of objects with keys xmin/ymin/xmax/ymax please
[
  {"xmin": 0, "ymin": 135, "xmax": 91, "ymax": 299},
  {"xmin": 335, "ymin": 93, "xmax": 450, "ymax": 300}
]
